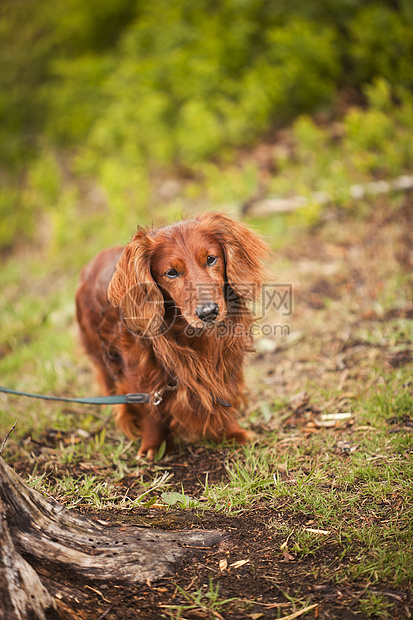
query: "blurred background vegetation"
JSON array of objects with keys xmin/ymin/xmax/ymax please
[{"xmin": 1, "ymin": 0, "xmax": 413, "ymax": 259}]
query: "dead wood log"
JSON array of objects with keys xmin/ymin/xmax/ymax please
[
  {"xmin": 0, "ymin": 457, "xmax": 225, "ymax": 619},
  {"xmin": 0, "ymin": 510, "xmax": 56, "ymax": 620},
  {"xmin": 244, "ymin": 174, "xmax": 413, "ymax": 216}
]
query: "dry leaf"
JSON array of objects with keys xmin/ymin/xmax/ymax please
[
  {"xmin": 219, "ymin": 558, "xmax": 228, "ymax": 571},
  {"xmin": 282, "ymin": 549, "xmax": 294, "ymax": 562}
]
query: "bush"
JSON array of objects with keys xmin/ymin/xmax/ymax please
[
  {"xmin": 349, "ymin": 5, "xmax": 413, "ymax": 89},
  {"xmin": 1, "ymin": 0, "xmax": 413, "ymax": 249},
  {"xmin": 47, "ymin": 8, "xmax": 339, "ymax": 170}
]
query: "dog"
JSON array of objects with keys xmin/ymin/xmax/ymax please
[{"xmin": 76, "ymin": 212, "xmax": 269, "ymax": 458}]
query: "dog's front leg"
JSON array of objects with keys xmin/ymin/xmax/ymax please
[{"xmin": 137, "ymin": 407, "xmax": 173, "ymax": 460}]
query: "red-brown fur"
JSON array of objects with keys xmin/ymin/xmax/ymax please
[{"xmin": 76, "ymin": 212, "xmax": 269, "ymax": 458}]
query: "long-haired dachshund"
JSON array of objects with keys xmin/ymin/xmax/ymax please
[{"xmin": 76, "ymin": 212, "xmax": 269, "ymax": 458}]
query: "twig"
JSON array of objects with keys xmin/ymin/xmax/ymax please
[
  {"xmin": 0, "ymin": 421, "xmax": 17, "ymax": 455},
  {"xmin": 281, "ymin": 603, "xmax": 319, "ymax": 619}
]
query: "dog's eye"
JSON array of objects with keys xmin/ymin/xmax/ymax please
[
  {"xmin": 165, "ymin": 268, "xmax": 179, "ymax": 279},
  {"xmin": 207, "ymin": 256, "xmax": 217, "ymax": 267}
]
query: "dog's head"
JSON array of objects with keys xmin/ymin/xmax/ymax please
[{"xmin": 107, "ymin": 212, "xmax": 270, "ymax": 336}]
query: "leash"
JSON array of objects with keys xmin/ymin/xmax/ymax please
[
  {"xmin": 0, "ymin": 383, "xmax": 231, "ymax": 408},
  {"xmin": 0, "ymin": 386, "xmax": 165, "ymax": 406}
]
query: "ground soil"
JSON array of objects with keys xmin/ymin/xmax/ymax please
[{"xmin": 4, "ymin": 198, "xmax": 413, "ymax": 619}]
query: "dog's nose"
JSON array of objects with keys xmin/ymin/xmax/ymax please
[{"xmin": 196, "ymin": 302, "xmax": 219, "ymax": 323}]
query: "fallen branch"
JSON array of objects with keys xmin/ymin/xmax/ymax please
[
  {"xmin": 244, "ymin": 174, "xmax": 413, "ymax": 216},
  {"xmin": 0, "ymin": 456, "xmax": 225, "ymax": 618}
]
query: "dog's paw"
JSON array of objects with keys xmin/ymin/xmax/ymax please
[
  {"xmin": 224, "ymin": 423, "xmax": 253, "ymax": 445},
  {"xmin": 137, "ymin": 445, "xmax": 155, "ymax": 461}
]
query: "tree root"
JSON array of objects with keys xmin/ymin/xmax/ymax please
[{"xmin": 0, "ymin": 456, "xmax": 225, "ymax": 619}]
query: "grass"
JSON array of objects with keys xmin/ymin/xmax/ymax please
[
  {"xmin": 1, "ymin": 307, "xmax": 412, "ymax": 618},
  {"xmin": 162, "ymin": 578, "xmax": 237, "ymax": 619},
  {"xmin": 1, "ymin": 99, "xmax": 412, "ymax": 618},
  {"xmin": 1, "ymin": 300, "xmax": 411, "ymax": 617}
]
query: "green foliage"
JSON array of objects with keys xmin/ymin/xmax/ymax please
[
  {"xmin": 1, "ymin": 0, "xmax": 413, "ymax": 251},
  {"xmin": 359, "ymin": 591, "xmax": 394, "ymax": 619},
  {"xmin": 267, "ymin": 79, "xmax": 413, "ymax": 224},
  {"xmin": 165, "ymin": 578, "xmax": 237, "ymax": 619},
  {"xmin": 349, "ymin": 5, "xmax": 413, "ymax": 88},
  {"xmin": 54, "ymin": 0, "xmax": 137, "ymax": 54},
  {"xmin": 47, "ymin": 10, "xmax": 339, "ymax": 167},
  {"xmin": 0, "ymin": 1, "xmax": 56, "ymax": 165}
]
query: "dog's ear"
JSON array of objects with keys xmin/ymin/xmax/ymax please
[
  {"xmin": 107, "ymin": 227, "xmax": 164, "ymax": 336},
  {"xmin": 197, "ymin": 212, "xmax": 270, "ymax": 302}
]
